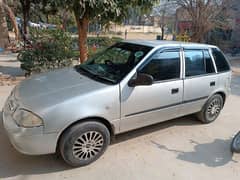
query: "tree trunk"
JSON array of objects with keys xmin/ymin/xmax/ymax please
[
  {"xmin": 191, "ymin": 24, "xmax": 206, "ymax": 43},
  {"xmin": 20, "ymin": 0, "xmax": 30, "ymax": 35},
  {"xmin": 46, "ymin": 14, "xmax": 49, "ymax": 23},
  {"xmin": 0, "ymin": 0, "xmax": 9, "ymax": 48},
  {"xmin": 75, "ymin": 15, "xmax": 89, "ymax": 63},
  {"xmin": 62, "ymin": 10, "xmax": 68, "ymax": 31},
  {"xmin": 2, "ymin": 2, "xmax": 19, "ymax": 40},
  {"xmin": 161, "ymin": 26, "xmax": 164, "ymax": 40}
]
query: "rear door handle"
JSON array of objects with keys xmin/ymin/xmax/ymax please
[
  {"xmin": 171, "ymin": 88, "xmax": 179, "ymax": 94},
  {"xmin": 210, "ymin": 81, "xmax": 215, "ymax": 86}
]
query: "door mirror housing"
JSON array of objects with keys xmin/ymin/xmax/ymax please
[{"xmin": 128, "ymin": 73, "xmax": 153, "ymax": 87}]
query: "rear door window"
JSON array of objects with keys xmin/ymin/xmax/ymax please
[
  {"xmin": 185, "ymin": 50, "xmax": 205, "ymax": 77},
  {"xmin": 211, "ymin": 48, "xmax": 230, "ymax": 72},
  {"xmin": 184, "ymin": 49, "xmax": 216, "ymax": 77}
]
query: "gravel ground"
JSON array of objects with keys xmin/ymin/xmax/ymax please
[{"xmin": 0, "ymin": 53, "xmax": 240, "ymax": 180}]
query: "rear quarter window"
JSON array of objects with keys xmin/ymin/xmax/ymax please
[{"xmin": 211, "ymin": 48, "xmax": 230, "ymax": 72}]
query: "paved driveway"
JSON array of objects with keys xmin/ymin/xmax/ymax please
[{"xmin": 0, "ymin": 59, "xmax": 240, "ymax": 180}]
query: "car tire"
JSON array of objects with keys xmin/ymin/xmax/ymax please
[
  {"xmin": 196, "ymin": 94, "xmax": 223, "ymax": 124},
  {"xmin": 59, "ymin": 121, "xmax": 110, "ymax": 167},
  {"xmin": 231, "ymin": 131, "xmax": 240, "ymax": 153}
]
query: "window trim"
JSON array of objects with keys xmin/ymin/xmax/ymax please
[
  {"xmin": 208, "ymin": 48, "xmax": 218, "ymax": 73},
  {"xmin": 183, "ymin": 48, "xmax": 217, "ymax": 79},
  {"xmin": 210, "ymin": 47, "xmax": 231, "ymax": 73},
  {"xmin": 184, "ymin": 72, "xmax": 218, "ymax": 80},
  {"xmin": 137, "ymin": 47, "xmax": 182, "ymax": 83},
  {"xmin": 153, "ymin": 78, "xmax": 182, "ymax": 84},
  {"xmin": 203, "ymin": 49, "xmax": 217, "ymax": 74}
]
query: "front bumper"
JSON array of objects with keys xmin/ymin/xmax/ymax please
[{"xmin": 2, "ymin": 106, "xmax": 58, "ymax": 155}]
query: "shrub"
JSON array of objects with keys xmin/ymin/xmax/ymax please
[
  {"xmin": 18, "ymin": 29, "xmax": 74, "ymax": 76},
  {"xmin": 72, "ymin": 36, "xmax": 123, "ymax": 58},
  {"xmin": 72, "ymin": 36, "xmax": 123, "ymax": 50},
  {"xmin": 87, "ymin": 36, "xmax": 123, "ymax": 57},
  {"xmin": 18, "ymin": 30, "xmax": 123, "ymax": 76}
]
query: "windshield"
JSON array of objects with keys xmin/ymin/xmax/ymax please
[{"xmin": 75, "ymin": 42, "xmax": 152, "ymax": 84}]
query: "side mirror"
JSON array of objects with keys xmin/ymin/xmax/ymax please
[{"xmin": 128, "ymin": 73, "xmax": 153, "ymax": 87}]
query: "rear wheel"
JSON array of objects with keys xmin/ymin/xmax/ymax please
[
  {"xmin": 231, "ymin": 131, "xmax": 240, "ymax": 153},
  {"xmin": 197, "ymin": 94, "xmax": 223, "ymax": 123},
  {"xmin": 59, "ymin": 121, "xmax": 110, "ymax": 167}
]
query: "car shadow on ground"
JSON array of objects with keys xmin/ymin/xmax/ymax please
[
  {"xmin": 0, "ymin": 109, "xmax": 235, "ymax": 178},
  {"xmin": 231, "ymin": 74, "xmax": 240, "ymax": 96},
  {"xmin": 0, "ymin": 66, "xmax": 24, "ymax": 76},
  {"xmin": 151, "ymin": 139, "xmax": 237, "ymax": 167},
  {"xmin": 0, "ymin": 60, "xmax": 19, "ymax": 63},
  {"xmin": 113, "ymin": 116, "xmax": 200, "ymax": 144},
  {"xmin": 0, "ymin": 110, "xmax": 202, "ymax": 178}
]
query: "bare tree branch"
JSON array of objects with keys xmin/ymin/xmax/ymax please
[{"xmin": 174, "ymin": 0, "xmax": 232, "ymax": 42}]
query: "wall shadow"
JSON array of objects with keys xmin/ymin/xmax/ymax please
[
  {"xmin": 151, "ymin": 139, "xmax": 237, "ymax": 167},
  {"xmin": 0, "ymin": 60, "xmax": 19, "ymax": 63}
]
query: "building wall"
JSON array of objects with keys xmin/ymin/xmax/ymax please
[
  {"xmin": 175, "ymin": 7, "xmax": 192, "ymax": 34},
  {"xmin": 109, "ymin": 24, "xmax": 163, "ymax": 34}
]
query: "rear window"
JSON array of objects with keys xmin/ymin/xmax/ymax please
[{"xmin": 211, "ymin": 48, "xmax": 230, "ymax": 72}]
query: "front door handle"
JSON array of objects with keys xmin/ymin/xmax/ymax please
[
  {"xmin": 210, "ymin": 81, "xmax": 215, "ymax": 86},
  {"xmin": 171, "ymin": 88, "xmax": 179, "ymax": 94}
]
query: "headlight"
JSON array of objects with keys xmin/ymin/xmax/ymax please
[{"xmin": 13, "ymin": 109, "xmax": 43, "ymax": 128}]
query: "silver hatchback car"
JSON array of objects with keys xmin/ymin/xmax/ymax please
[{"xmin": 3, "ymin": 40, "xmax": 231, "ymax": 166}]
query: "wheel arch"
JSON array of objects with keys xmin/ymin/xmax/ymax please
[
  {"xmin": 214, "ymin": 91, "xmax": 226, "ymax": 106},
  {"xmin": 55, "ymin": 116, "xmax": 115, "ymax": 153}
]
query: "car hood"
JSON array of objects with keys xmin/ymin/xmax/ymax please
[{"xmin": 15, "ymin": 67, "xmax": 108, "ymax": 101}]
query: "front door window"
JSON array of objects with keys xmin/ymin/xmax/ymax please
[{"xmin": 140, "ymin": 50, "xmax": 181, "ymax": 82}]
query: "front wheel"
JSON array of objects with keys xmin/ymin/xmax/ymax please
[
  {"xmin": 59, "ymin": 121, "xmax": 110, "ymax": 167},
  {"xmin": 231, "ymin": 131, "xmax": 240, "ymax": 153}
]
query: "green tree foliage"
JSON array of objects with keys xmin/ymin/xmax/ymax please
[
  {"xmin": 56, "ymin": 0, "xmax": 158, "ymax": 63},
  {"xmin": 18, "ymin": 29, "xmax": 74, "ymax": 75},
  {"xmin": 17, "ymin": 0, "xmax": 158, "ymax": 63}
]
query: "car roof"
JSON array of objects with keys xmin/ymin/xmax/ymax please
[{"xmin": 123, "ymin": 40, "xmax": 217, "ymax": 49}]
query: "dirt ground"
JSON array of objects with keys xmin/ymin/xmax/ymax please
[{"xmin": 0, "ymin": 54, "xmax": 240, "ymax": 180}]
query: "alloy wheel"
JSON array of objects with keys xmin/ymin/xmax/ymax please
[{"xmin": 72, "ymin": 131, "xmax": 104, "ymax": 160}]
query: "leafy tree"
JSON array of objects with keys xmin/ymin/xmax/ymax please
[
  {"xmin": 2, "ymin": 0, "xmax": 19, "ymax": 40},
  {"xmin": 16, "ymin": 0, "xmax": 157, "ymax": 62},
  {"xmin": 0, "ymin": 0, "xmax": 9, "ymax": 48},
  {"xmin": 18, "ymin": 29, "xmax": 74, "ymax": 75},
  {"xmin": 19, "ymin": 0, "xmax": 31, "ymax": 35},
  {"xmin": 152, "ymin": 0, "xmax": 177, "ymax": 40},
  {"xmin": 31, "ymin": 0, "xmax": 63, "ymax": 24},
  {"xmin": 60, "ymin": 0, "xmax": 158, "ymax": 63}
]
